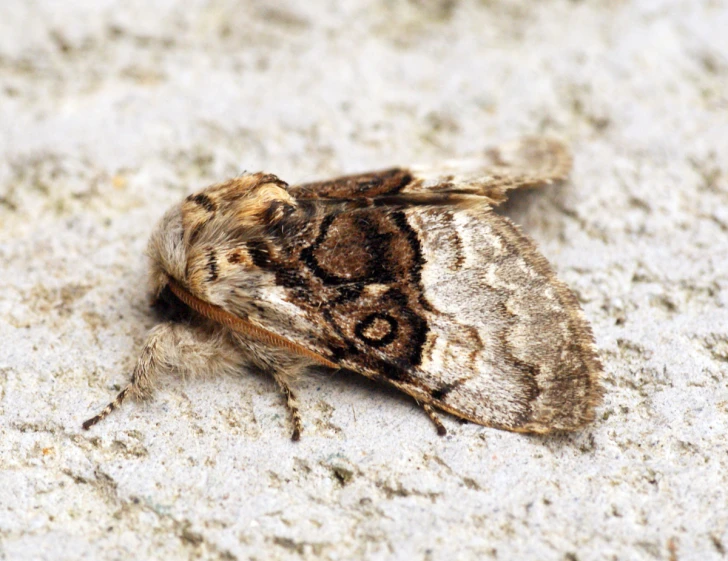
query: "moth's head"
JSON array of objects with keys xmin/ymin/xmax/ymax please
[
  {"xmin": 146, "ymin": 204, "xmax": 187, "ymax": 302},
  {"xmin": 146, "ymin": 173, "xmax": 296, "ymax": 305}
]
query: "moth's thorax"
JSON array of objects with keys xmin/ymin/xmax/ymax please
[
  {"xmin": 147, "ymin": 174, "xmax": 295, "ymax": 310},
  {"xmin": 147, "ymin": 205, "xmax": 188, "ymax": 301}
]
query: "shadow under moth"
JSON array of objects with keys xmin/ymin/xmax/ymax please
[{"xmin": 84, "ymin": 136, "xmax": 602, "ymax": 439}]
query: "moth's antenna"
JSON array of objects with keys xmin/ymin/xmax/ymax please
[{"xmin": 166, "ymin": 276, "xmax": 339, "ymax": 369}]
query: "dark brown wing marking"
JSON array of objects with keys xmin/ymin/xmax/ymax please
[
  {"xmin": 288, "ymin": 137, "xmax": 572, "ymax": 207},
  {"xmin": 291, "ymin": 169, "xmax": 414, "ymax": 200},
  {"xmin": 252, "ymin": 201, "xmax": 431, "ymax": 384}
]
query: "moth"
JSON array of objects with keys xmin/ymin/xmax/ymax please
[{"xmin": 84, "ymin": 136, "xmax": 602, "ymax": 439}]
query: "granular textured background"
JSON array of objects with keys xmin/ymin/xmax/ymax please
[{"xmin": 1, "ymin": 1, "xmax": 727, "ymax": 559}]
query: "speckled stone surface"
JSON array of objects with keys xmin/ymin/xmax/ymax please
[{"xmin": 1, "ymin": 1, "xmax": 727, "ymax": 560}]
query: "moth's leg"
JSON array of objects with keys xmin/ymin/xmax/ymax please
[
  {"xmin": 272, "ymin": 372, "xmax": 303, "ymax": 441},
  {"xmin": 82, "ymin": 325, "xmax": 168, "ymax": 430},
  {"xmin": 83, "ymin": 321, "xmax": 241, "ymax": 429},
  {"xmin": 422, "ymin": 403, "xmax": 447, "ymax": 436},
  {"xmin": 289, "ymin": 137, "xmax": 571, "ymax": 206},
  {"xmin": 231, "ymin": 333, "xmax": 314, "ymax": 441},
  {"xmin": 82, "ymin": 382, "xmax": 133, "ymax": 430}
]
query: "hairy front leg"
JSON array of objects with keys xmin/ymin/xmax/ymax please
[{"xmin": 83, "ymin": 321, "xmax": 244, "ymax": 429}]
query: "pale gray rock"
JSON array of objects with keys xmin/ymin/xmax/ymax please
[{"xmin": 1, "ymin": 1, "xmax": 726, "ymax": 560}]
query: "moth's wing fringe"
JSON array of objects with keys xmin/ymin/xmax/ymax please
[{"xmin": 484, "ymin": 212, "xmax": 602, "ymax": 431}]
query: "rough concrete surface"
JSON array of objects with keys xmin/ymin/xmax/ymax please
[{"xmin": 1, "ymin": 1, "xmax": 727, "ymax": 560}]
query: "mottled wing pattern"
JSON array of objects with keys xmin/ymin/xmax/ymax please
[
  {"xmin": 246, "ymin": 203, "xmax": 600, "ymax": 432},
  {"xmin": 290, "ymin": 136, "xmax": 572, "ymax": 206},
  {"xmin": 402, "ymin": 205, "xmax": 602, "ymax": 431},
  {"xmin": 178, "ymin": 137, "xmax": 601, "ymax": 433}
]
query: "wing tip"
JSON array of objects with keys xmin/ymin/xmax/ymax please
[{"xmin": 492, "ymin": 135, "xmax": 574, "ymax": 183}]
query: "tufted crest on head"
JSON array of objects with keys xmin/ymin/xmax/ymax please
[{"xmin": 181, "ymin": 173, "xmax": 295, "ymax": 238}]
